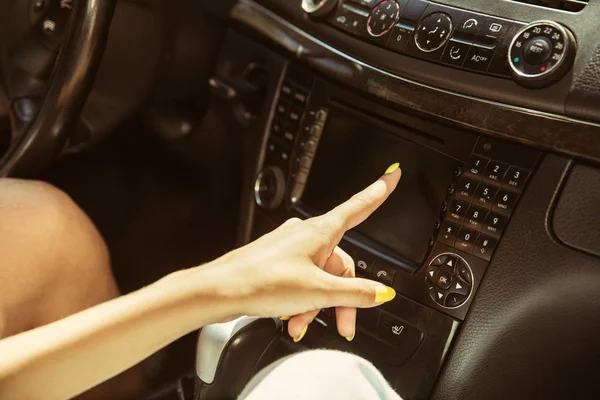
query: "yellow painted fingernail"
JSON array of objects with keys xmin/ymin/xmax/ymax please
[
  {"xmin": 385, "ymin": 163, "xmax": 400, "ymax": 175},
  {"xmin": 293, "ymin": 324, "xmax": 308, "ymax": 342},
  {"xmin": 280, "ymin": 316, "xmax": 291, "ymax": 321},
  {"xmin": 346, "ymin": 331, "xmax": 355, "ymax": 342},
  {"xmin": 375, "ymin": 285, "xmax": 396, "ymax": 303}
]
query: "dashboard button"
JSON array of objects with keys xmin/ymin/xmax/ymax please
[
  {"xmin": 293, "ymin": 88, "xmax": 310, "ymax": 107},
  {"xmin": 354, "ymin": 249, "xmax": 376, "ymax": 277},
  {"xmin": 376, "ymin": 314, "xmax": 422, "ymax": 349},
  {"xmin": 367, "ymin": 0, "xmax": 401, "ymax": 37},
  {"xmin": 276, "ymin": 100, "xmax": 288, "ymax": 117},
  {"xmin": 386, "ymin": 24, "xmax": 413, "ymax": 53},
  {"xmin": 464, "ymin": 204, "xmax": 489, "ymax": 231},
  {"xmin": 473, "ymin": 182, "xmax": 498, "ymax": 208},
  {"xmin": 434, "ymin": 269, "xmax": 452, "ymax": 290},
  {"xmin": 425, "ymin": 264, "xmax": 437, "ymax": 283},
  {"xmin": 488, "ymin": 52, "xmax": 512, "ymax": 77},
  {"xmin": 523, "ymin": 36, "xmax": 552, "ymax": 65},
  {"xmin": 466, "ymin": 155, "xmax": 490, "ymax": 178},
  {"xmin": 282, "ymin": 127, "xmax": 297, "ymax": 144},
  {"xmin": 473, "ymin": 234, "xmax": 498, "ymax": 261},
  {"xmin": 287, "ymin": 106, "xmax": 304, "ymax": 126},
  {"xmin": 430, "ymin": 254, "xmax": 448, "ymax": 266},
  {"xmin": 280, "ymin": 80, "xmax": 293, "ymax": 99},
  {"xmin": 455, "ymin": 176, "xmax": 478, "ymax": 201},
  {"xmin": 428, "ymin": 286, "xmax": 448, "ymax": 305},
  {"xmin": 482, "ymin": 17, "xmax": 508, "ymax": 41},
  {"xmin": 503, "ymin": 167, "xmax": 530, "ymax": 191},
  {"xmin": 483, "ymin": 161, "xmax": 509, "ymax": 183},
  {"xmin": 399, "ymin": 0, "xmax": 428, "ymax": 26},
  {"xmin": 448, "ymin": 275, "xmax": 469, "ymax": 296},
  {"xmin": 455, "ymin": 13, "xmax": 484, "ymax": 37},
  {"xmin": 447, "ymin": 199, "xmax": 469, "ymax": 224},
  {"xmin": 346, "ymin": 0, "xmax": 378, "ymax": 8},
  {"xmin": 457, "ymin": 260, "xmax": 472, "ymax": 284},
  {"xmin": 438, "ymin": 221, "xmax": 459, "ymax": 247},
  {"xmin": 271, "ymin": 119, "xmax": 285, "ymax": 139},
  {"xmin": 414, "ymin": 12, "xmax": 453, "ymax": 53},
  {"xmin": 441, "ymin": 39, "xmax": 471, "ymax": 67},
  {"xmin": 446, "ymin": 293, "xmax": 468, "ymax": 308},
  {"xmin": 483, "ymin": 212, "xmax": 508, "ymax": 236},
  {"xmin": 493, "ymin": 190, "xmax": 519, "ymax": 214},
  {"xmin": 455, "ymin": 228, "xmax": 478, "ymax": 253},
  {"xmin": 372, "ymin": 263, "xmax": 395, "ymax": 286},
  {"xmin": 464, "ymin": 45, "xmax": 494, "ymax": 71}
]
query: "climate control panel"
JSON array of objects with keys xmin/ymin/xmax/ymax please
[{"xmin": 303, "ymin": 0, "xmax": 576, "ymax": 88}]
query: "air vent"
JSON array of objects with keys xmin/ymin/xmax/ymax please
[{"xmin": 510, "ymin": 0, "xmax": 588, "ymax": 12}]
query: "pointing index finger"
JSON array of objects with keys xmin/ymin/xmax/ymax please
[{"xmin": 322, "ymin": 163, "xmax": 402, "ymax": 234}]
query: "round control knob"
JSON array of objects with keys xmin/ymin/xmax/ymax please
[
  {"xmin": 414, "ymin": 12, "xmax": 453, "ymax": 52},
  {"xmin": 302, "ymin": 0, "xmax": 338, "ymax": 19},
  {"xmin": 254, "ymin": 166, "xmax": 286, "ymax": 210},
  {"xmin": 425, "ymin": 253, "xmax": 473, "ymax": 309},
  {"xmin": 367, "ymin": 0, "xmax": 401, "ymax": 37},
  {"xmin": 508, "ymin": 21, "xmax": 576, "ymax": 88}
]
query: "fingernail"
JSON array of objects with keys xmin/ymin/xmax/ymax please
[
  {"xmin": 280, "ymin": 316, "xmax": 291, "ymax": 321},
  {"xmin": 385, "ymin": 163, "xmax": 400, "ymax": 175},
  {"xmin": 346, "ymin": 331, "xmax": 355, "ymax": 342},
  {"xmin": 375, "ymin": 285, "xmax": 396, "ymax": 303},
  {"xmin": 293, "ymin": 324, "xmax": 308, "ymax": 342}
]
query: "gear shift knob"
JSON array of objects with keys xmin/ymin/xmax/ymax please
[{"xmin": 195, "ymin": 317, "xmax": 283, "ymax": 400}]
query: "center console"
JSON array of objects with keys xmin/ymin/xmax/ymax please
[
  {"xmin": 247, "ymin": 60, "xmax": 540, "ymax": 397},
  {"xmin": 203, "ymin": 0, "xmax": 600, "ymax": 398}
]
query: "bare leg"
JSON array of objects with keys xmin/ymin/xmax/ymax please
[{"xmin": 0, "ymin": 179, "xmax": 145, "ymax": 399}]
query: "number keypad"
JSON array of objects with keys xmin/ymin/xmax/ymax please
[{"xmin": 439, "ymin": 152, "xmax": 532, "ymax": 261}]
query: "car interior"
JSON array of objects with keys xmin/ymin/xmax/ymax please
[{"xmin": 1, "ymin": 0, "xmax": 599, "ymax": 399}]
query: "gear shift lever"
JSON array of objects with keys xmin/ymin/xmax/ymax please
[{"xmin": 195, "ymin": 317, "xmax": 283, "ymax": 400}]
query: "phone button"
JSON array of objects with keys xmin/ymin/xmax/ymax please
[
  {"xmin": 354, "ymin": 249, "xmax": 376, "ymax": 278},
  {"xmin": 371, "ymin": 263, "xmax": 395, "ymax": 286}
]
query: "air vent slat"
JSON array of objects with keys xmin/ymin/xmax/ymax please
[{"xmin": 510, "ymin": 0, "xmax": 588, "ymax": 12}]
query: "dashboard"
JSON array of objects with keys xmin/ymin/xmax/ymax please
[{"xmin": 203, "ymin": 0, "xmax": 600, "ymax": 398}]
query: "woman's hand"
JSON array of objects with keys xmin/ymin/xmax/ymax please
[{"xmin": 203, "ymin": 163, "xmax": 402, "ymax": 342}]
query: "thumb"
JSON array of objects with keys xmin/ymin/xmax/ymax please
[{"xmin": 324, "ymin": 274, "xmax": 397, "ymax": 308}]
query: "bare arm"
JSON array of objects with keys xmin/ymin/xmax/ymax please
[{"xmin": 0, "ymin": 164, "xmax": 401, "ymax": 400}]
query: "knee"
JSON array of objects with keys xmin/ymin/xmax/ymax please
[{"xmin": 0, "ymin": 179, "xmax": 109, "ymax": 277}]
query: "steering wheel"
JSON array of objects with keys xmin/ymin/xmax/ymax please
[{"xmin": 0, "ymin": 0, "xmax": 114, "ymax": 177}]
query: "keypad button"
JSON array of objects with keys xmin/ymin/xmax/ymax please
[
  {"xmin": 473, "ymin": 234, "xmax": 498, "ymax": 261},
  {"xmin": 455, "ymin": 228, "xmax": 478, "ymax": 253},
  {"xmin": 280, "ymin": 80, "xmax": 293, "ymax": 99},
  {"xmin": 438, "ymin": 221, "xmax": 460, "ymax": 247},
  {"xmin": 466, "ymin": 155, "xmax": 490, "ymax": 178},
  {"xmin": 293, "ymin": 88, "xmax": 309, "ymax": 107},
  {"xmin": 275, "ymin": 101, "xmax": 288, "ymax": 117},
  {"xmin": 282, "ymin": 127, "xmax": 297, "ymax": 144},
  {"xmin": 354, "ymin": 249, "xmax": 376, "ymax": 277},
  {"xmin": 492, "ymin": 190, "xmax": 519, "ymax": 214},
  {"xmin": 457, "ymin": 260, "xmax": 472, "ymax": 284},
  {"xmin": 482, "ymin": 212, "xmax": 508, "ymax": 236},
  {"xmin": 463, "ymin": 205, "xmax": 489, "ymax": 231},
  {"xmin": 447, "ymin": 199, "xmax": 469, "ymax": 224},
  {"xmin": 271, "ymin": 119, "xmax": 285, "ymax": 139},
  {"xmin": 473, "ymin": 183, "xmax": 499, "ymax": 208},
  {"xmin": 503, "ymin": 167, "xmax": 530, "ymax": 191},
  {"xmin": 484, "ymin": 161, "xmax": 509, "ymax": 183},
  {"xmin": 287, "ymin": 106, "xmax": 304, "ymax": 127},
  {"xmin": 455, "ymin": 176, "xmax": 478, "ymax": 202}
]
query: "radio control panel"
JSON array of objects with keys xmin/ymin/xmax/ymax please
[{"xmin": 306, "ymin": 0, "xmax": 576, "ymax": 88}]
